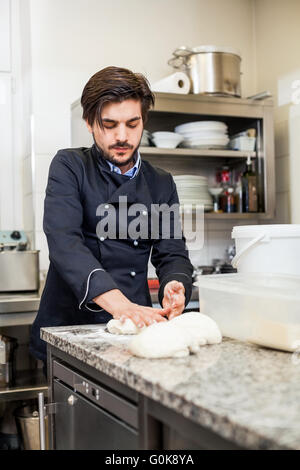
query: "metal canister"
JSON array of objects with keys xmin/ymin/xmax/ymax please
[
  {"xmin": 0, "ymin": 335, "xmax": 18, "ymax": 386},
  {"xmin": 14, "ymin": 404, "xmax": 49, "ymax": 450}
]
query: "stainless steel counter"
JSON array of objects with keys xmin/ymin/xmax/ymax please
[{"xmin": 0, "ymin": 290, "xmax": 41, "ymax": 314}]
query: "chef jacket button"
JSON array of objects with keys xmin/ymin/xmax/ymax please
[
  {"xmin": 100, "ymin": 236, "xmax": 105, "ymax": 242},
  {"xmin": 142, "ymin": 210, "xmax": 147, "ymax": 216},
  {"xmin": 130, "ymin": 271, "xmax": 136, "ymax": 277},
  {"xmin": 133, "ymin": 240, "xmax": 138, "ymax": 246},
  {"xmin": 104, "ymin": 204, "xmax": 109, "ymax": 209}
]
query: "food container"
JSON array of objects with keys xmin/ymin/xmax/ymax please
[
  {"xmin": 14, "ymin": 404, "xmax": 49, "ymax": 450},
  {"xmin": 0, "ymin": 250, "xmax": 40, "ymax": 292},
  {"xmin": 0, "ymin": 335, "xmax": 18, "ymax": 386},
  {"xmin": 195, "ymin": 273, "xmax": 300, "ymax": 352},
  {"xmin": 229, "ymin": 136, "xmax": 256, "ymax": 151},
  {"xmin": 231, "ymin": 224, "xmax": 300, "ymax": 275}
]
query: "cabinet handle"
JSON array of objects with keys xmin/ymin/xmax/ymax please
[
  {"xmin": 38, "ymin": 392, "xmax": 46, "ymax": 450},
  {"xmin": 67, "ymin": 394, "xmax": 77, "ymax": 406}
]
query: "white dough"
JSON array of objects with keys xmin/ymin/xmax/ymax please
[
  {"xmin": 129, "ymin": 321, "xmax": 190, "ymax": 358},
  {"xmin": 129, "ymin": 311, "xmax": 222, "ymax": 359},
  {"xmin": 171, "ymin": 312, "xmax": 222, "ymax": 348},
  {"xmin": 107, "ymin": 318, "xmax": 142, "ymax": 335}
]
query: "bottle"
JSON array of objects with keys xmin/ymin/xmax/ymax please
[
  {"xmin": 235, "ymin": 175, "xmax": 243, "ymax": 213},
  {"xmin": 242, "ymin": 156, "xmax": 258, "ymax": 212},
  {"xmin": 220, "ymin": 186, "xmax": 236, "ymax": 213}
]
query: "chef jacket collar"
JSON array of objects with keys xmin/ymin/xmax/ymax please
[
  {"xmin": 107, "ymin": 151, "xmax": 141, "ymax": 179},
  {"xmin": 91, "ymin": 144, "xmax": 153, "ymax": 209}
]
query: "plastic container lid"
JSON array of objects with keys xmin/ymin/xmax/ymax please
[
  {"xmin": 232, "ymin": 224, "xmax": 300, "ymax": 239},
  {"xmin": 195, "ymin": 272, "xmax": 300, "ymax": 300}
]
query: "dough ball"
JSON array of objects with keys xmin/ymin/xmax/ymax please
[
  {"xmin": 129, "ymin": 321, "xmax": 190, "ymax": 358},
  {"xmin": 107, "ymin": 318, "xmax": 142, "ymax": 335},
  {"xmin": 129, "ymin": 312, "xmax": 222, "ymax": 359},
  {"xmin": 170, "ymin": 312, "xmax": 222, "ymax": 345}
]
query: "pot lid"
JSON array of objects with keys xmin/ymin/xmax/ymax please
[{"xmin": 191, "ymin": 45, "xmax": 241, "ymax": 57}]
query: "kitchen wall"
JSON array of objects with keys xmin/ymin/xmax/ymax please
[
  {"xmin": 25, "ymin": 0, "xmax": 257, "ymax": 274},
  {"xmin": 0, "ymin": 0, "xmax": 33, "ymax": 241},
  {"xmin": 254, "ymin": 0, "xmax": 300, "ymax": 224}
]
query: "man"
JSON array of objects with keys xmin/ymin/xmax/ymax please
[{"xmin": 29, "ymin": 66, "xmax": 193, "ymax": 368}]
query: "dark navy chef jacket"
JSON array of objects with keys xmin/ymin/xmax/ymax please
[{"xmin": 29, "ymin": 144, "xmax": 193, "ymax": 362}]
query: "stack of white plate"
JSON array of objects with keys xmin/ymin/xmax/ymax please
[
  {"xmin": 174, "ymin": 121, "xmax": 229, "ymax": 149},
  {"xmin": 173, "ymin": 175, "xmax": 213, "ymax": 211}
]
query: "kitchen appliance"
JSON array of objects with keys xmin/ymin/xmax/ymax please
[
  {"xmin": 195, "ymin": 272, "xmax": 300, "ymax": 352},
  {"xmin": 0, "ymin": 230, "xmax": 39, "ymax": 292},
  {"xmin": 38, "ymin": 360, "xmax": 139, "ymax": 450},
  {"xmin": 0, "ymin": 335, "xmax": 18, "ymax": 386},
  {"xmin": 168, "ymin": 45, "xmax": 242, "ymax": 97}
]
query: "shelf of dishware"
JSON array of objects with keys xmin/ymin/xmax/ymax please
[{"xmin": 139, "ymin": 146, "xmax": 256, "ymax": 159}]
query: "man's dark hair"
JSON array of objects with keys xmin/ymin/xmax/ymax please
[{"xmin": 81, "ymin": 66, "xmax": 155, "ymax": 129}]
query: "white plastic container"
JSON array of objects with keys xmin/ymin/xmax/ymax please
[
  {"xmin": 195, "ymin": 273, "xmax": 300, "ymax": 352},
  {"xmin": 229, "ymin": 136, "xmax": 256, "ymax": 151},
  {"xmin": 231, "ymin": 224, "xmax": 300, "ymax": 275}
]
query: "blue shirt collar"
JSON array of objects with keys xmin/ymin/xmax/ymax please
[{"xmin": 106, "ymin": 150, "xmax": 141, "ymax": 179}]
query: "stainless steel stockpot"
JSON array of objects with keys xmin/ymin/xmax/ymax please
[{"xmin": 168, "ymin": 45, "xmax": 242, "ymax": 97}]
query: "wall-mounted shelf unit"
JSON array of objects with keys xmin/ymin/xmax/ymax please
[{"xmin": 143, "ymin": 92, "xmax": 275, "ymax": 220}]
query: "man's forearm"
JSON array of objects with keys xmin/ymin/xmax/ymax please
[
  {"xmin": 93, "ymin": 289, "xmax": 171, "ymax": 327},
  {"xmin": 93, "ymin": 289, "xmax": 132, "ymax": 317}
]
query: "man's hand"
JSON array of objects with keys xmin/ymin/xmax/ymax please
[
  {"xmin": 93, "ymin": 289, "xmax": 170, "ymax": 328},
  {"xmin": 162, "ymin": 281, "xmax": 185, "ymax": 320}
]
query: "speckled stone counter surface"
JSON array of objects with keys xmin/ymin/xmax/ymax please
[{"xmin": 41, "ymin": 324, "xmax": 300, "ymax": 450}]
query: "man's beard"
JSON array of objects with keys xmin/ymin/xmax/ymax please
[{"xmin": 92, "ymin": 133, "xmax": 140, "ymax": 168}]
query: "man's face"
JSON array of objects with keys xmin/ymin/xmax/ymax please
[{"xmin": 86, "ymin": 99, "xmax": 143, "ymax": 168}]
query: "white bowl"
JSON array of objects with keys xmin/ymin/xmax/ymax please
[
  {"xmin": 152, "ymin": 131, "xmax": 182, "ymax": 139},
  {"xmin": 152, "ymin": 133, "xmax": 184, "ymax": 149}
]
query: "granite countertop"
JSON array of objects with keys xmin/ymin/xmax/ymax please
[{"xmin": 41, "ymin": 324, "xmax": 300, "ymax": 450}]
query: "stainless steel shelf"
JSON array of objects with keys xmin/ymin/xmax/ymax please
[
  {"xmin": 0, "ymin": 289, "xmax": 41, "ymax": 314},
  {"xmin": 0, "ymin": 369, "xmax": 48, "ymax": 401},
  {"xmin": 140, "ymin": 146, "xmax": 256, "ymax": 159}
]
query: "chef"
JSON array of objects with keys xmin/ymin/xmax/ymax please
[{"xmin": 29, "ymin": 66, "xmax": 193, "ymax": 369}]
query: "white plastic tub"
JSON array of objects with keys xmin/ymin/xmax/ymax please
[
  {"xmin": 229, "ymin": 136, "xmax": 256, "ymax": 151},
  {"xmin": 195, "ymin": 273, "xmax": 300, "ymax": 352},
  {"xmin": 231, "ymin": 224, "xmax": 300, "ymax": 275}
]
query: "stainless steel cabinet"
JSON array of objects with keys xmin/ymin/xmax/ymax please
[
  {"xmin": 53, "ymin": 380, "xmax": 138, "ymax": 450},
  {"xmin": 50, "ymin": 360, "xmax": 138, "ymax": 450}
]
